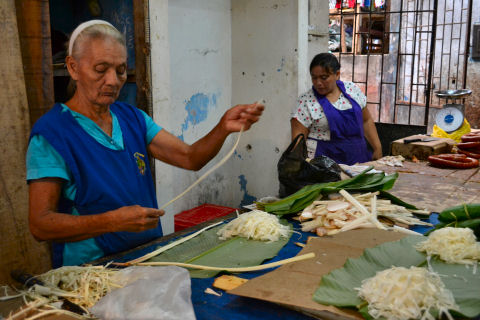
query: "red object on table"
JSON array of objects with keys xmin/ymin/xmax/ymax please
[{"xmin": 174, "ymin": 204, "xmax": 237, "ymax": 232}]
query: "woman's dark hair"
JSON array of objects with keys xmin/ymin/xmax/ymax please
[{"xmin": 309, "ymin": 53, "xmax": 340, "ymax": 74}]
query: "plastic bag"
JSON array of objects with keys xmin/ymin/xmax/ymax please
[
  {"xmin": 432, "ymin": 119, "xmax": 471, "ymax": 142},
  {"xmin": 90, "ymin": 266, "xmax": 196, "ymax": 320},
  {"xmin": 278, "ymin": 134, "xmax": 341, "ymax": 197}
]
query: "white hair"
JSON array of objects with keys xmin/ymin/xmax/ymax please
[{"xmin": 68, "ymin": 20, "xmax": 126, "ymax": 59}]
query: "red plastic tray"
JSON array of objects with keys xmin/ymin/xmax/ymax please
[{"xmin": 174, "ymin": 203, "xmax": 236, "ymax": 232}]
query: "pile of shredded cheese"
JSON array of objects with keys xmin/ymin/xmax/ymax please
[
  {"xmin": 217, "ymin": 210, "xmax": 290, "ymax": 241},
  {"xmin": 415, "ymin": 227, "xmax": 480, "ymax": 265},
  {"xmin": 357, "ymin": 266, "xmax": 458, "ymax": 320}
]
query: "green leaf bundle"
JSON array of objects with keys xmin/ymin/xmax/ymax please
[
  {"xmin": 258, "ymin": 166, "xmax": 409, "ymax": 215},
  {"xmin": 427, "ymin": 204, "xmax": 480, "ymax": 237}
]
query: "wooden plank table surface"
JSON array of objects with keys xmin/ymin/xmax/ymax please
[{"xmin": 366, "ymin": 159, "xmax": 480, "ymax": 212}]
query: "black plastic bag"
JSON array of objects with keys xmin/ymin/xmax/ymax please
[{"xmin": 278, "ymin": 134, "xmax": 341, "ymax": 197}]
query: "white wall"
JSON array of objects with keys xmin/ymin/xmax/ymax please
[
  {"xmin": 307, "ymin": 0, "xmax": 329, "ymax": 86},
  {"xmin": 230, "ymin": 0, "xmax": 308, "ymax": 207},
  {"xmin": 150, "ymin": 0, "xmax": 233, "ymax": 234},
  {"xmin": 150, "ymin": 0, "xmax": 328, "ymax": 234}
]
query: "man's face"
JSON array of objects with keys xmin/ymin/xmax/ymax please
[
  {"xmin": 311, "ymin": 66, "xmax": 340, "ymax": 96},
  {"xmin": 70, "ymin": 37, "xmax": 127, "ymax": 107}
]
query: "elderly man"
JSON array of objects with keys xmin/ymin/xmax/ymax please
[{"xmin": 27, "ymin": 20, "xmax": 264, "ymax": 267}]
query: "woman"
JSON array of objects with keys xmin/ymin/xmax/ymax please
[
  {"xmin": 291, "ymin": 53, "xmax": 382, "ymax": 165},
  {"xmin": 27, "ymin": 20, "xmax": 264, "ymax": 267}
]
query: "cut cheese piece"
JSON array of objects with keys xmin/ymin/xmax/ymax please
[
  {"xmin": 415, "ymin": 227, "xmax": 480, "ymax": 264},
  {"xmin": 213, "ymin": 275, "xmax": 248, "ymax": 291}
]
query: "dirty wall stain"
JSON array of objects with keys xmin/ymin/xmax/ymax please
[
  {"xmin": 277, "ymin": 57, "xmax": 285, "ymax": 72},
  {"xmin": 238, "ymin": 174, "xmax": 256, "ymax": 207},
  {"xmin": 234, "ymin": 151, "xmax": 243, "ymax": 159}
]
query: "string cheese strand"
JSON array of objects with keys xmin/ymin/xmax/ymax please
[
  {"xmin": 124, "ymin": 101, "xmax": 262, "ymax": 265},
  {"xmin": 122, "ymin": 220, "xmax": 224, "ymax": 265},
  {"xmin": 159, "ymin": 126, "xmax": 244, "ymax": 210},
  {"xmin": 159, "ymin": 99, "xmax": 265, "ymax": 210},
  {"xmin": 124, "ymin": 126, "xmax": 243, "ymax": 265},
  {"xmin": 135, "ymin": 252, "xmax": 315, "ymax": 272}
]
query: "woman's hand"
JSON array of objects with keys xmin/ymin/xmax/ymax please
[
  {"xmin": 110, "ymin": 205, "xmax": 164, "ymax": 233},
  {"xmin": 220, "ymin": 102, "xmax": 265, "ymax": 133},
  {"xmin": 29, "ymin": 178, "xmax": 165, "ymax": 242},
  {"xmin": 362, "ymin": 108, "xmax": 383, "ymax": 161},
  {"xmin": 372, "ymin": 148, "xmax": 383, "ymax": 160}
]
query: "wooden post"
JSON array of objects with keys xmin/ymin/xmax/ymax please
[
  {"xmin": 15, "ymin": 0, "xmax": 55, "ymax": 127},
  {"xmin": 133, "ymin": 0, "xmax": 151, "ymax": 114},
  {"xmin": 0, "ymin": 0, "xmax": 51, "ymax": 285}
]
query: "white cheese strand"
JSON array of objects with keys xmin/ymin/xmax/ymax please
[
  {"xmin": 357, "ymin": 266, "xmax": 458, "ymax": 320},
  {"xmin": 415, "ymin": 227, "xmax": 480, "ymax": 264},
  {"xmin": 217, "ymin": 210, "xmax": 290, "ymax": 242}
]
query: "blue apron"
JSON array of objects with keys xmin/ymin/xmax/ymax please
[
  {"xmin": 309, "ymin": 80, "xmax": 371, "ymax": 165},
  {"xmin": 30, "ymin": 102, "xmax": 163, "ymax": 267}
]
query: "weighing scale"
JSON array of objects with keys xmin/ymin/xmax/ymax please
[{"xmin": 434, "ymin": 89, "xmax": 472, "ymax": 133}]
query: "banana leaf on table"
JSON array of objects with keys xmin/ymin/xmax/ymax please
[
  {"xmin": 258, "ymin": 166, "xmax": 411, "ymax": 216},
  {"xmin": 313, "ymin": 235, "xmax": 480, "ymax": 320},
  {"xmin": 147, "ymin": 222, "xmax": 292, "ymax": 278}
]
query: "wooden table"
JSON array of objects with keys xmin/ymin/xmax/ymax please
[{"xmin": 367, "ymin": 159, "xmax": 480, "ymax": 212}]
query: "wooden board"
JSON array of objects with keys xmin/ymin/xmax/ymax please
[
  {"xmin": 388, "ymin": 171, "xmax": 464, "ymax": 212},
  {"xmin": 0, "ymin": 0, "xmax": 51, "ymax": 285},
  {"xmin": 15, "ymin": 0, "xmax": 54, "ymax": 126},
  {"xmin": 229, "ymin": 229, "xmax": 407, "ymax": 320},
  {"xmin": 391, "ymin": 135, "xmax": 455, "ymax": 160}
]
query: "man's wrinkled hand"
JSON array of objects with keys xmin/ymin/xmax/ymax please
[{"xmin": 221, "ymin": 102, "xmax": 265, "ymax": 133}]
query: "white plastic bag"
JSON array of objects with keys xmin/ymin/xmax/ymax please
[{"xmin": 90, "ymin": 266, "xmax": 196, "ymax": 320}]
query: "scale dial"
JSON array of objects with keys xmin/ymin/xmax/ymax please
[{"xmin": 435, "ymin": 106, "xmax": 464, "ymax": 133}]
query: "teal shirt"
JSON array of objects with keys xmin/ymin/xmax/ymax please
[{"xmin": 26, "ymin": 103, "xmax": 162, "ymax": 266}]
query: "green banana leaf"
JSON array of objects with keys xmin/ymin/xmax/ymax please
[
  {"xmin": 313, "ymin": 235, "xmax": 480, "ymax": 319},
  {"xmin": 379, "ymin": 190, "xmax": 419, "ymax": 210},
  {"xmin": 259, "ymin": 166, "xmax": 405, "ymax": 216},
  {"xmin": 259, "ymin": 167, "xmax": 374, "ymax": 214},
  {"xmin": 147, "ymin": 222, "xmax": 292, "ymax": 278}
]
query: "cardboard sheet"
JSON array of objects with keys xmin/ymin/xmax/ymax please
[{"xmin": 229, "ymin": 229, "xmax": 407, "ymax": 320}]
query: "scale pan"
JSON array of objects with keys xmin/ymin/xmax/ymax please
[{"xmin": 435, "ymin": 89, "xmax": 472, "ymax": 99}]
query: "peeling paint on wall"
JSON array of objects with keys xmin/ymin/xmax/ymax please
[
  {"xmin": 234, "ymin": 151, "xmax": 243, "ymax": 159},
  {"xmin": 178, "ymin": 92, "xmax": 218, "ymax": 140},
  {"xmin": 182, "ymin": 93, "xmax": 217, "ymax": 130},
  {"xmin": 238, "ymin": 174, "xmax": 256, "ymax": 207}
]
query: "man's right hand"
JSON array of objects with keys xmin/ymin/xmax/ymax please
[{"xmin": 112, "ymin": 205, "xmax": 165, "ymax": 233}]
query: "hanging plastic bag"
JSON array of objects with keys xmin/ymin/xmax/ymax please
[
  {"xmin": 278, "ymin": 134, "xmax": 341, "ymax": 198},
  {"xmin": 90, "ymin": 266, "xmax": 196, "ymax": 320}
]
